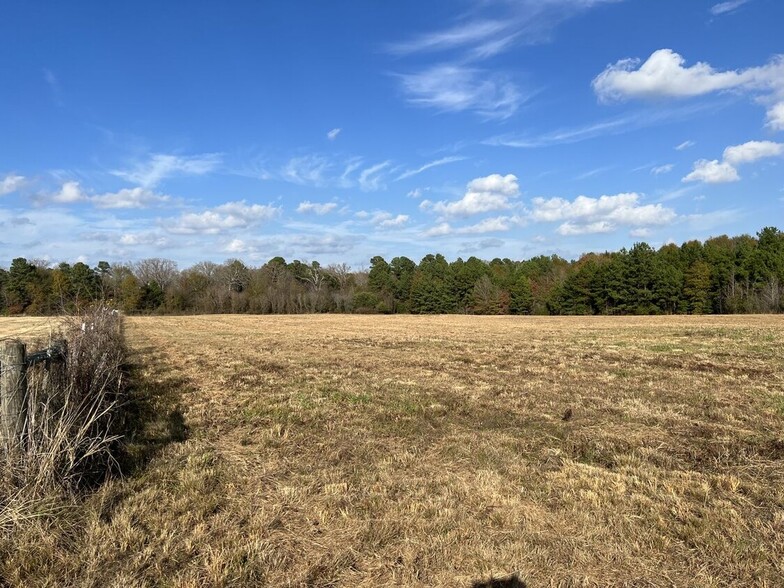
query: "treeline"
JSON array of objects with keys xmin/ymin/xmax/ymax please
[{"xmin": 1, "ymin": 227, "xmax": 782, "ymax": 316}]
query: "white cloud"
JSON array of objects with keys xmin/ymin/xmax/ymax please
[
  {"xmin": 0, "ymin": 174, "xmax": 25, "ymax": 195},
  {"xmin": 723, "ymin": 140, "xmax": 784, "ymax": 165},
  {"xmin": 422, "ymin": 223, "xmax": 453, "ymax": 238},
  {"xmin": 426, "ymin": 173, "xmax": 520, "ymax": 217},
  {"xmin": 396, "ymin": 156, "xmax": 467, "ymax": 181},
  {"xmin": 458, "ymin": 216, "xmax": 516, "ymax": 234},
  {"xmin": 116, "ymin": 232, "xmax": 169, "ymax": 247},
  {"xmin": 358, "ymin": 161, "xmax": 391, "ymax": 191},
  {"xmin": 224, "ymin": 239, "xmax": 248, "ymax": 253},
  {"xmin": 651, "ymin": 164, "xmax": 674, "ymax": 175},
  {"xmin": 531, "ymin": 192, "xmax": 677, "ymax": 235},
  {"xmin": 421, "ymin": 214, "xmax": 524, "ymax": 238},
  {"xmin": 387, "ymin": 1, "xmax": 624, "ymax": 60},
  {"xmin": 682, "ymin": 140, "xmax": 783, "ymax": 184},
  {"xmin": 387, "ymin": 19, "xmax": 510, "ymax": 56},
  {"xmin": 52, "ymin": 181, "xmax": 88, "ymax": 204},
  {"xmin": 112, "ymin": 153, "xmax": 221, "ymax": 188},
  {"xmin": 682, "ymin": 159, "xmax": 740, "ymax": 184},
  {"xmin": 282, "ymin": 155, "xmax": 331, "ymax": 187},
  {"xmin": 168, "ymin": 201, "xmax": 280, "ymax": 234},
  {"xmin": 675, "ymin": 140, "xmax": 696, "ymax": 151},
  {"xmin": 484, "ymin": 104, "xmax": 708, "ymax": 149},
  {"xmin": 592, "ymin": 49, "xmax": 784, "ymax": 130},
  {"xmin": 296, "ymin": 201, "xmax": 338, "ymax": 215},
  {"xmin": 710, "ymin": 0, "xmax": 752, "ymax": 15},
  {"xmin": 593, "ymin": 49, "xmax": 751, "ymax": 101},
  {"xmin": 327, "ymin": 128, "xmax": 342, "ymax": 141},
  {"xmin": 369, "ymin": 212, "xmax": 409, "ymax": 228},
  {"xmin": 407, "ymin": 188, "xmax": 423, "ymax": 198},
  {"xmin": 767, "ymin": 102, "xmax": 784, "ymax": 131},
  {"xmin": 92, "ymin": 187, "xmax": 171, "ymax": 209},
  {"xmin": 630, "ymin": 227, "xmax": 653, "ymax": 238},
  {"xmin": 395, "ymin": 65, "xmax": 522, "ymax": 120},
  {"xmin": 557, "ymin": 221, "xmax": 614, "ymax": 235}
]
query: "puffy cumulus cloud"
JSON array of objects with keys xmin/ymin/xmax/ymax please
[
  {"xmin": 421, "ymin": 215, "xmax": 524, "ymax": 238},
  {"xmin": 395, "ymin": 65, "xmax": 522, "ymax": 120},
  {"xmin": 92, "ymin": 187, "xmax": 171, "ymax": 209},
  {"xmin": 371, "ymin": 212, "xmax": 409, "ymax": 228},
  {"xmin": 422, "ymin": 223, "xmax": 453, "ymax": 238},
  {"xmin": 592, "ymin": 49, "xmax": 784, "ymax": 130},
  {"xmin": 531, "ymin": 193, "xmax": 677, "ymax": 235},
  {"xmin": 423, "ymin": 173, "xmax": 519, "ymax": 217},
  {"xmin": 52, "ymin": 181, "xmax": 88, "ymax": 204},
  {"xmin": 767, "ymin": 102, "xmax": 784, "ymax": 131},
  {"xmin": 296, "ymin": 201, "xmax": 338, "ymax": 215},
  {"xmin": 47, "ymin": 182, "xmax": 171, "ymax": 208},
  {"xmin": 683, "ymin": 140, "xmax": 783, "ymax": 183},
  {"xmin": 168, "ymin": 201, "xmax": 280, "ymax": 234},
  {"xmin": 112, "ymin": 153, "xmax": 222, "ymax": 188},
  {"xmin": 723, "ymin": 140, "xmax": 784, "ymax": 165},
  {"xmin": 593, "ymin": 49, "xmax": 751, "ymax": 100},
  {"xmin": 1, "ymin": 174, "xmax": 25, "ymax": 195},
  {"xmin": 682, "ymin": 159, "xmax": 740, "ymax": 184},
  {"xmin": 557, "ymin": 221, "xmax": 614, "ymax": 236}
]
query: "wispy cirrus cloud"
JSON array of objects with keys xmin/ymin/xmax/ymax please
[
  {"xmin": 387, "ymin": 0, "xmax": 623, "ymax": 119},
  {"xmin": 112, "ymin": 153, "xmax": 222, "ymax": 188},
  {"xmin": 484, "ymin": 103, "xmax": 714, "ymax": 148},
  {"xmin": 394, "ymin": 65, "xmax": 523, "ymax": 119},
  {"xmin": 710, "ymin": 0, "xmax": 753, "ymax": 16},
  {"xmin": 358, "ymin": 161, "xmax": 392, "ymax": 191},
  {"xmin": 396, "ymin": 156, "xmax": 467, "ymax": 181},
  {"xmin": 43, "ymin": 68, "xmax": 64, "ymax": 107}
]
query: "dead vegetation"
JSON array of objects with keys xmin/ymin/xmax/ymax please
[{"xmin": 1, "ymin": 314, "xmax": 783, "ymax": 586}]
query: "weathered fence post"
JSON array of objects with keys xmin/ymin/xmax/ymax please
[{"xmin": 1, "ymin": 340, "xmax": 27, "ymax": 454}]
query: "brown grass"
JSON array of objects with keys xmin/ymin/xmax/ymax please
[
  {"xmin": 0, "ymin": 317, "xmax": 60, "ymax": 341},
  {"xmin": 2, "ymin": 314, "xmax": 783, "ymax": 587}
]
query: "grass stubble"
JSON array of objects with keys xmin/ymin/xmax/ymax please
[{"xmin": 0, "ymin": 314, "xmax": 782, "ymax": 586}]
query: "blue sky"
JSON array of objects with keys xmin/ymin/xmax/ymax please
[{"xmin": 1, "ymin": 0, "xmax": 782, "ymax": 268}]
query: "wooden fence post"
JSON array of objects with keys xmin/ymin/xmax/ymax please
[{"xmin": 1, "ymin": 340, "xmax": 27, "ymax": 454}]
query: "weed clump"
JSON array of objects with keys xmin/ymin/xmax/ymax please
[{"xmin": 1, "ymin": 306, "xmax": 127, "ymax": 528}]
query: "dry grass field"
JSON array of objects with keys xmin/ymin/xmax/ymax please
[
  {"xmin": 2, "ymin": 314, "xmax": 784, "ymax": 587},
  {"xmin": 0, "ymin": 316, "xmax": 62, "ymax": 342}
]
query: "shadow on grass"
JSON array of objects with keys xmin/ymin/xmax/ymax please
[
  {"xmin": 472, "ymin": 573, "xmax": 527, "ymax": 587},
  {"xmin": 115, "ymin": 343, "xmax": 194, "ymax": 476}
]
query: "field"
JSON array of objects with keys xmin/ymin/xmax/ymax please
[{"xmin": 2, "ymin": 314, "xmax": 784, "ymax": 587}]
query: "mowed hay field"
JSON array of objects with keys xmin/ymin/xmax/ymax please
[
  {"xmin": 0, "ymin": 316, "xmax": 61, "ymax": 341},
  {"xmin": 3, "ymin": 315, "xmax": 784, "ymax": 587}
]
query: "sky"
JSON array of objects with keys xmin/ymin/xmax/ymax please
[{"xmin": 1, "ymin": 0, "xmax": 783, "ymax": 269}]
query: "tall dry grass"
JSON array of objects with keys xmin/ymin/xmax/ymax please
[{"xmin": 1, "ymin": 306, "xmax": 126, "ymax": 529}]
